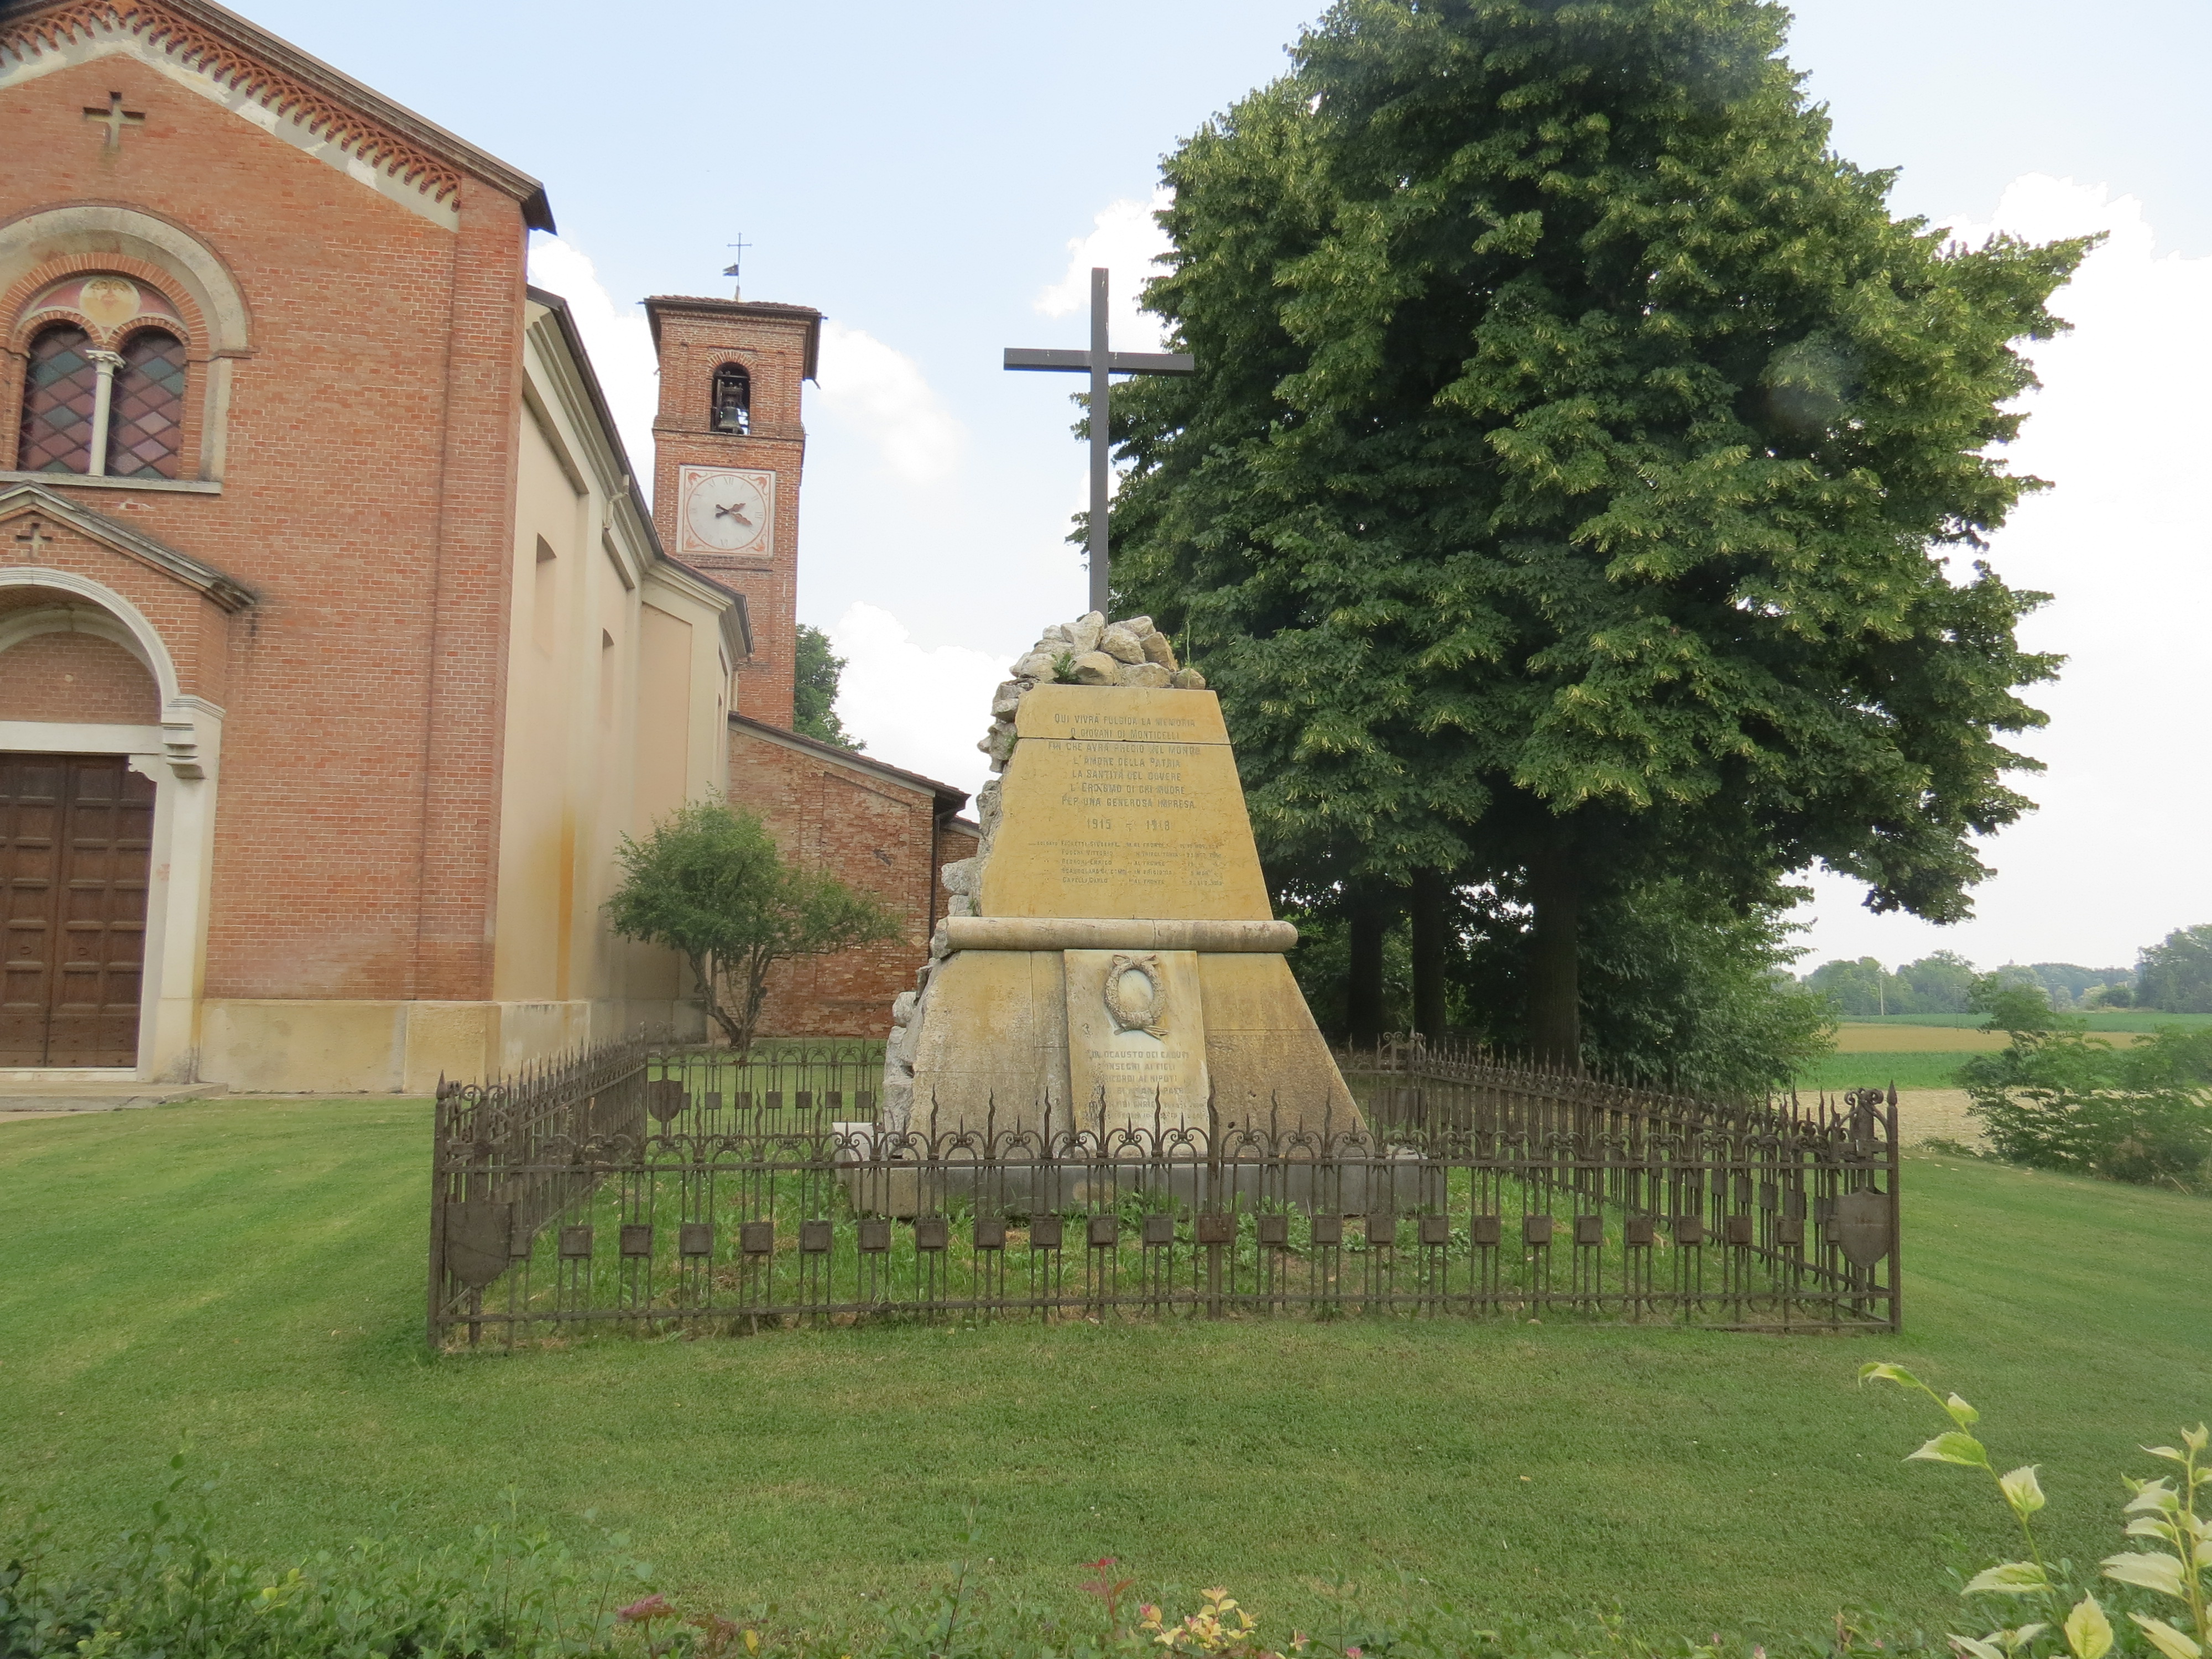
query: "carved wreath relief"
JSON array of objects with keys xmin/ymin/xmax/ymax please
[{"xmin": 1102, "ymin": 952, "xmax": 1168, "ymax": 1039}]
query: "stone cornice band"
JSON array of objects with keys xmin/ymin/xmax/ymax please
[{"xmin": 938, "ymin": 917, "xmax": 1297, "ymax": 954}]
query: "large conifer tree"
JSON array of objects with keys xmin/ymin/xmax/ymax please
[{"xmin": 1112, "ymin": 0, "xmax": 2087, "ymax": 1061}]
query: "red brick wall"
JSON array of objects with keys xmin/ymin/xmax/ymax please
[
  {"xmin": 729, "ymin": 722, "xmax": 976, "ymax": 1039},
  {"xmin": 0, "ymin": 629, "xmax": 160, "ymax": 722},
  {"xmin": 0, "ymin": 40, "xmax": 529, "ymax": 1001}
]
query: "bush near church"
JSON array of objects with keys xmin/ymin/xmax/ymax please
[{"xmin": 605, "ymin": 802, "xmax": 898, "ymax": 1058}]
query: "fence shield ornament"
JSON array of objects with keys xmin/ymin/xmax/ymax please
[
  {"xmin": 444, "ymin": 1202, "xmax": 513, "ymax": 1288},
  {"xmin": 1832, "ymin": 1188, "xmax": 1892, "ymax": 1268}
]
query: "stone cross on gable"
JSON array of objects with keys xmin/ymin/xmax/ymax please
[
  {"xmin": 1004, "ymin": 267, "xmax": 1194, "ymax": 617},
  {"xmin": 84, "ymin": 92, "xmax": 145, "ymax": 150},
  {"xmin": 13, "ymin": 520, "xmax": 53, "ymax": 556}
]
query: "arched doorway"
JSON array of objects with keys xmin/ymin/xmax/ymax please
[{"xmin": 0, "ymin": 582, "xmax": 175, "ymax": 1071}]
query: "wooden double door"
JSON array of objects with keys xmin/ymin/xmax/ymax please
[{"xmin": 1, "ymin": 754, "xmax": 154, "ymax": 1067}]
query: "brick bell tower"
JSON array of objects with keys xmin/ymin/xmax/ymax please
[{"xmin": 644, "ymin": 287, "xmax": 822, "ymax": 726}]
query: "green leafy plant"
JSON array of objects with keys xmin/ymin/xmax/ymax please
[
  {"xmin": 0, "ymin": 1455, "xmax": 653, "ymax": 1657},
  {"xmin": 606, "ymin": 802, "xmax": 900, "ymax": 1058},
  {"xmin": 1862, "ymin": 1363, "xmax": 2210, "ymax": 1659},
  {"xmin": 1957, "ymin": 1018, "xmax": 2212, "ymax": 1190},
  {"xmin": 1052, "ymin": 651, "xmax": 1082, "ymax": 685}
]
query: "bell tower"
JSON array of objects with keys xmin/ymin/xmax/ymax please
[{"xmin": 644, "ymin": 291, "xmax": 821, "ymax": 727}]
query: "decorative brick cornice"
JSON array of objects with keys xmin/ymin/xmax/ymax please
[
  {"xmin": 0, "ymin": 0, "xmax": 555, "ymax": 229},
  {"xmin": 2, "ymin": 1, "xmax": 463, "ymax": 208}
]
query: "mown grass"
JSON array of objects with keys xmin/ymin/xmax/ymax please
[
  {"xmin": 1843, "ymin": 1011, "xmax": 2212, "ymax": 1032},
  {"xmin": 2, "ymin": 1100, "xmax": 2206, "ymax": 1645},
  {"xmin": 1797, "ymin": 1051, "xmax": 1969, "ymax": 1091}
]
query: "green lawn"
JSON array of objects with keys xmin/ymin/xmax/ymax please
[
  {"xmin": 3, "ymin": 1100, "xmax": 2207, "ymax": 1644},
  {"xmin": 1795, "ymin": 1050, "xmax": 1968, "ymax": 1091},
  {"xmin": 1841, "ymin": 1011, "xmax": 2212, "ymax": 1032}
]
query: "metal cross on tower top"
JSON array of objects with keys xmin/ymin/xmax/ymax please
[
  {"xmin": 721, "ymin": 233, "xmax": 752, "ymax": 299},
  {"xmin": 1004, "ymin": 267, "xmax": 1193, "ymax": 617}
]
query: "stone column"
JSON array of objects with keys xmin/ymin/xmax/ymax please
[{"xmin": 86, "ymin": 348, "xmax": 124, "ymax": 477}]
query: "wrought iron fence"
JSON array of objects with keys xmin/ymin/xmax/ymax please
[{"xmin": 429, "ymin": 1039, "xmax": 1899, "ymax": 1347}]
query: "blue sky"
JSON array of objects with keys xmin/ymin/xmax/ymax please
[{"xmin": 247, "ymin": 0, "xmax": 2210, "ymax": 974}]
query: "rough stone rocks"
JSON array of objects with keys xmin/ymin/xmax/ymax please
[
  {"xmin": 1171, "ymin": 666, "xmax": 1207, "ymax": 689},
  {"xmin": 1121, "ymin": 661, "xmax": 1174, "ymax": 688},
  {"xmin": 1140, "ymin": 631, "xmax": 1178, "ymax": 670},
  {"xmin": 1124, "ymin": 615, "xmax": 1157, "ymax": 638},
  {"xmin": 891, "ymin": 990, "xmax": 917, "ymax": 1027},
  {"xmin": 1071, "ymin": 651, "xmax": 1119, "ymax": 685},
  {"xmin": 978, "ymin": 719, "xmax": 1018, "ymax": 769},
  {"xmin": 1098, "ymin": 623, "xmax": 1146, "ymax": 664},
  {"xmin": 1011, "ymin": 650, "xmax": 1057, "ymax": 682},
  {"xmin": 1068, "ymin": 612, "xmax": 1105, "ymax": 654},
  {"xmin": 991, "ymin": 680, "xmax": 1025, "ymax": 719},
  {"xmin": 940, "ymin": 857, "xmax": 979, "ymax": 896}
]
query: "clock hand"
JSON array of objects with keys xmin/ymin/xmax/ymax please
[{"xmin": 715, "ymin": 503, "xmax": 752, "ymax": 525}]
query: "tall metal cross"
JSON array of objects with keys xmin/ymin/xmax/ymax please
[
  {"xmin": 721, "ymin": 233, "xmax": 752, "ymax": 299},
  {"xmin": 1004, "ymin": 267, "xmax": 1193, "ymax": 617},
  {"xmin": 83, "ymin": 92, "xmax": 145, "ymax": 150}
]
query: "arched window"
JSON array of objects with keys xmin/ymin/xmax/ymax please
[
  {"xmin": 105, "ymin": 330, "xmax": 186, "ymax": 479},
  {"xmin": 13, "ymin": 274, "xmax": 192, "ymax": 479},
  {"xmin": 18, "ymin": 325, "xmax": 99, "ymax": 473},
  {"xmin": 711, "ymin": 362, "xmax": 752, "ymax": 435}
]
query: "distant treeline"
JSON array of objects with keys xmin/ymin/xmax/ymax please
[{"xmin": 1802, "ymin": 923, "xmax": 2212, "ymax": 1016}]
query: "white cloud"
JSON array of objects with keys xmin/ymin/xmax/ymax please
[
  {"xmin": 524, "ymin": 233, "xmax": 657, "ymax": 482},
  {"xmin": 826, "ymin": 603, "xmax": 1018, "ymax": 800},
  {"xmin": 1035, "ymin": 189, "xmax": 1176, "ymax": 351},
  {"xmin": 1794, "ymin": 174, "xmax": 2212, "ymax": 972},
  {"xmin": 813, "ymin": 322, "xmax": 964, "ymax": 486}
]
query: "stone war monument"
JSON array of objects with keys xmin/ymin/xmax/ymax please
[{"xmin": 880, "ymin": 611, "xmax": 1359, "ymax": 1140}]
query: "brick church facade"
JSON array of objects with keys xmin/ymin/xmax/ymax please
[{"xmin": 0, "ymin": 0, "xmax": 962, "ymax": 1089}]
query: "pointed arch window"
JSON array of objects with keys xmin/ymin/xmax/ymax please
[
  {"xmin": 711, "ymin": 362, "xmax": 752, "ymax": 434},
  {"xmin": 18, "ymin": 325, "xmax": 100, "ymax": 473}
]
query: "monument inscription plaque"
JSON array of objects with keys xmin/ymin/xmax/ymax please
[{"xmin": 1063, "ymin": 948, "xmax": 1209, "ymax": 1133}]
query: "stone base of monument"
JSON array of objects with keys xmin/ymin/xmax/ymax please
[{"xmin": 883, "ymin": 656, "xmax": 1365, "ymax": 1165}]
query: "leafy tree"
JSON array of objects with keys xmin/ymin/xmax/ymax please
[
  {"xmin": 605, "ymin": 802, "xmax": 898, "ymax": 1056},
  {"xmin": 793, "ymin": 623, "xmax": 863, "ymax": 750},
  {"xmin": 1969, "ymin": 970, "xmax": 2053, "ymax": 1036},
  {"xmin": 1804, "ymin": 957, "xmax": 1894, "ymax": 1017},
  {"xmin": 1109, "ymin": 0, "xmax": 2089, "ymax": 1067},
  {"xmin": 1288, "ymin": 869, "xmax": 1830, "ymax": 1098},
  {"xmin": 1896, "ymin": 951, "xmax": 1978, "ymax": 1015},
  {"xmin": 2136, "ymin": 924, "xmax": 2212, "ymax": 1015}
]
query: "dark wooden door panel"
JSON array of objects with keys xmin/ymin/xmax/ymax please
[
  {"xmin": 0, "ymin": 754, "xmax": 152, "ymax": 1066},
  {"xmin": 1, "ymin": 755, "xmax": 63, "ymax": 1066}
]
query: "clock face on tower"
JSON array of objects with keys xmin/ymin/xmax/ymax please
[{"xmin": 677, "ymin": 466, "xmax": 775, "ymax": 559}]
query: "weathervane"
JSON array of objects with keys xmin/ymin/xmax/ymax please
[
  {"xmin": 1004, "ymin": 267, "xmax": 1194, "ymax": 617},
  {"xmin": 722, "ymin": 233, "xmax": 752, "ymax": 300}
]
